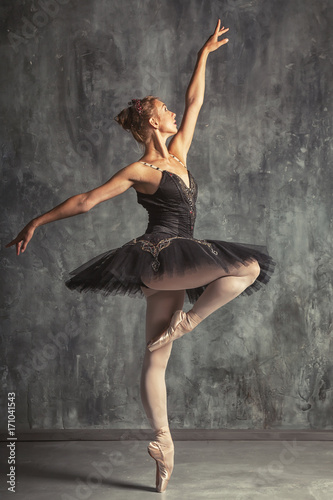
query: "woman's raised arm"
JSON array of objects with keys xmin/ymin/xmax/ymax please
[
  {"xmin": 6, "ymin": 164, "xmax": 139, "ymax": 255},
  {"xmin": 169, "ymin": 19, "xmax": 229, "ymax": 160}
]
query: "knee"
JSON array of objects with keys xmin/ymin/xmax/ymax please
[{"xmin": 248, "ymin": 260, "xmax": 261, "ymax": 284}]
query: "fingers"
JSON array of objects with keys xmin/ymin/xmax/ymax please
[
  {"xmin": 214, "ymin": 19, "xmax": 221, "ymax": 33},
  {"xmin": 219, "ymin": 38, "xmax": 229, "ymax": 47},
  {"xmin": 5, "ymin": 237, "xmax": 25, "ymax": 255},
  {"xmin": 5, "ymin": 238, "xmax": 20, "ymax": 250},
  {"xmin": 215, "ymin": 19, "xmax": 229, "ymax": 33},
  {"xmin": 214, "ymin": 20, "xmax": 229, "ymax": 43}
]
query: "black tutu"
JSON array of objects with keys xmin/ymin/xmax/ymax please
[
  {"xmin": 65, "ymin": 164, "xmax": 276, "ymax": 304},
  {"xmin": 65, "ymin": 232, "xmax": 275, "ymax": 304}
]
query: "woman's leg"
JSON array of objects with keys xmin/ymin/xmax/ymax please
[
  {"xmin": 140, "ymin": 288, "xmax": 185, "ymax": 491},
  {"xmin": 142, "ymin": 259, "xmax": 261, "ymax": 320},
  {"xmin": 191, "ymin": 260, "xmax": 261, "ymax": 319},
  {"xmin": 142, "ymin": 260, "xmax": 260, "ymax": 351},
  {"xmin": 140, "ymin": 288, "xmax": 185, "ymax": 431}
]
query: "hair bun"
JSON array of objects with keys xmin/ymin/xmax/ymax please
[
  {"xmin": 114, "ymin": 107, "xmax": 132, "ymax": 131},
  {"xmin": 114, "ymin": 95, "xmax": 158, "ymax": 144}
]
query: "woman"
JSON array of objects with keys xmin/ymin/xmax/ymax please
[{"xmin": 6, "ymin": 20, "xmax": 275, "ymax": 493}]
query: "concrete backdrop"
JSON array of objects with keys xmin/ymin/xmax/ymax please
[{"xmin": 0, "ymin": 0, "xmax": 332, "ymax": 431}]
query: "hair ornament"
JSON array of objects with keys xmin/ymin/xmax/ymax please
[{"xmin": 129, "ymin": 98, "xmax": 143, "ymax": 115}]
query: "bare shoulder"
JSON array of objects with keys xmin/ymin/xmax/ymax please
[
  {"xmin": 114, "ymin": 161, "xmax": 160, "ymax": 192},
  {"xmin": 115, "ymin": 161, "xmax": 145, "ymax": 182}
]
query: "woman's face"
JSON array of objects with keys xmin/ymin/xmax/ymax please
[{"xmin": 154, "ymin": 100, "xmax": 177, "ymax": 135}]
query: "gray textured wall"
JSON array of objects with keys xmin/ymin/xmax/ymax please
[{"xmin": 1, "ymin": 0, "xmax": 332, "ymax": 431}]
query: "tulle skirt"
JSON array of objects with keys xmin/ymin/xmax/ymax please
[{"xmin": 65, "ymin": 231, "xmax": 276, "ymax": 304}]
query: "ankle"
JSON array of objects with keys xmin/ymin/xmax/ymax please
[
  {"xmin": 155, "ymin": 425, "xmax": 171, "ymax": 436},
  {"xmin": 185, "ymin": 309, "xmax": 203, "ymax": 329},
  {"xmin": 154, "ymin": 425, "xmax": 173, "ymax": 445}
]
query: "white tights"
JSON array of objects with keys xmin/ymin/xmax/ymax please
[{"xmin": 140, "ymin": 260, "xmax": 260, "ymax": 432}]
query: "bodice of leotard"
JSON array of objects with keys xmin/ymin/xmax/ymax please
[{"xmin": 136, "ymin": 159, "xmax": 198, "ymax": 238}]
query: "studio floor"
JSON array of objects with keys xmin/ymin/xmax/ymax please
[{"xmin": 1, "ymin": 438, "xmax": 333, "ymax": 500}]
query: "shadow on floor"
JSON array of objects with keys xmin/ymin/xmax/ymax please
[{"xmin": 17, "ymin": 462, "xmax": 156, "ymax": 493}]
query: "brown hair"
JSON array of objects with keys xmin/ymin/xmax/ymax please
[{"xmin": 114, "ymin": 96, "xmax": 158, "ymax": 144}]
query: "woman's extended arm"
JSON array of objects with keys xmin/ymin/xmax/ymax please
[
  {"xmin": 169, "ymin": 19, "xmax": 229, "ymax": 159},
  {"xmin": 6, "ymin": 164, "xmax": 139, "ymax": 255}
]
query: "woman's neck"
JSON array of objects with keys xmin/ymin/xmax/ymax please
[{"xmin": 144, "ymin": 131, "xmax": 170, "ymax": 160}]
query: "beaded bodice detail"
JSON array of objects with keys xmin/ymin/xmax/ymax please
[{"xmin": 137, "ymin": 155, "xmax": 197, "ymax": 238}]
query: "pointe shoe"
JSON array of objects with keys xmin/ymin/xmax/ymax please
[
  {"xmin": 147, "ymin": 309, "xmax": 202, "ymax": 352},
  {"xmin": 147, "ymin": 428, "xmax": 174, "ymax": 493}
]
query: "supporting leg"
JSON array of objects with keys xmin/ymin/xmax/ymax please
[
  {"xmin": 140, "ymin": 288, "xmax": 185, "ymax": 492},
  {"xmin": 140, "ymin": 288, "xmax": 185, "ymax": 430}
]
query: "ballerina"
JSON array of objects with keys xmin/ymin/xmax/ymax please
[{"xmin": 6, "ymin": 20, "xmax": 275, "ymax": 493}]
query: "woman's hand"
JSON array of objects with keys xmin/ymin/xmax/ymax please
[
  {"xmin": 6, "ymin": 221, "xmax": 36, "ymax": 255},
  {"xmin": 200, "ymin": 19, "xmax": 229, "ymax": 55}
]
